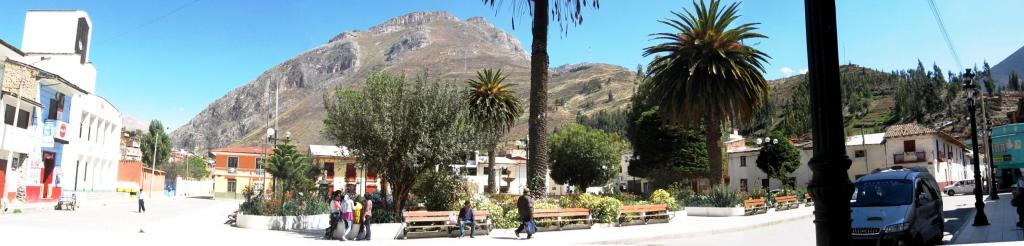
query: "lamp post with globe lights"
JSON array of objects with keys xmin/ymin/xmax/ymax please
[{"xmin": 964, "ymin": 68, "xmax": 990, "ymax": 226}]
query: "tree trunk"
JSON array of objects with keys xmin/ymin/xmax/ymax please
[
  {"xmin": 488, "ymin": 146, "xmax": 498, "ymax": 194},
  {"xmin": 704, "ymin": 115, "xmax": 724, "ymax": 186},
  {"xmin": 527, "ymin": 0, "xmax": 551, "ymax": 198},
  {"xmin": 392, "ymin": 182, "xmax": 414, "ymax": 222}
]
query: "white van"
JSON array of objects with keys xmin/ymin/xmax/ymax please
[{"xmin": 943, "ymin": 180, "xmax": 975, "ymax": 196}]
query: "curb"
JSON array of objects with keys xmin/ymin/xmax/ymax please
[
  {"xmin": 949, "ymin": 206, "xmax": 976, "ymax": 244},
  {"xmin": 587, "ymin": 209, "xmax": 815, "ymax": 245}
]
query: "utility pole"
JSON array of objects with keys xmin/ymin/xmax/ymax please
[{"xmin": 803, "ymin": 1, "xmax": 854, "ymax": 245}]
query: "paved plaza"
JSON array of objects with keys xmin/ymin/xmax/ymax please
[{"xmin": 0, "ymin": 194, "xmax": 1016, "ymax": 245}]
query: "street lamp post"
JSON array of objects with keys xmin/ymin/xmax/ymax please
[
  {"xmin": 803, "ymin": 1, "xmax": 855, "ymax": 244},
  {"xmin": 986, "ymin": 122, "xmax": 999, "ymax": 200},
  {"xmin": 964, "ymin": 69, "xmax": 990, "ymax": 226}
]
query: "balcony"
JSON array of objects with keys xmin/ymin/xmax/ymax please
[{"xmin": 894, "ymin": 151, "xmax": 927, "ymax": 164}]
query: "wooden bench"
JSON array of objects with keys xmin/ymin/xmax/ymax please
[
  {"xmin": 774, "ymin": 195, "xmax": 799, "ymax": 211},
  {"xmin": 401, "ymin": 210, "xmax": 491, "ymax": 239},
  {"xmin": 56, "ymin": 193, "xmax": 77, "ymax": 211},
  {"xmin": 532, "ymin": 208, "xmax": 593, "ymax": 231},
  {"xmin": 617, "ymin": 204, "xmax": 670, "ymax": 226},
  {"xmin": 743, "ymin": 198, "xmax": 767, "ymax": 215}
]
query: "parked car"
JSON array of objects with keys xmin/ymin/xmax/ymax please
[
  {"xmin": 943, "ymin": 179, "xmax": 976, "ymax": 196},
  {"xmin": 850, "ymin": 166, "xmax": 944, "ymax": 246}
]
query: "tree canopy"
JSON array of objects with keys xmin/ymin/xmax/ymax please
[
  {"xmin": 323, "ymin": 72, "xmax": 478, "ymax": 215},
  {"xmin": 549, "ymin": 123, "xmax": 625, "ymax": 190},
  {"xmin": 754, "ymin": 131, "xmax": 801, "ymax": 186},
  {"xmin": 140, "ymin": 120, "xmax": 172, "ymax": 169}
]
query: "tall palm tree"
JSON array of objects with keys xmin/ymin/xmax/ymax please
[
  {"xmin": 482, "ymin": 0, "xmax": 599, "ymax": 197},
  {"xmin": 465, "ymin": 69, "xmax": 524, "ymax": 194},
  {"xmin": 643, "ymin": 0, "xmax": 770, "ymax": 185}
]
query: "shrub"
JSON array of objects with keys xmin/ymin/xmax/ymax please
[
  {"xmin": 558, "ymin": 194, "xmax": 621, "ymax": 223},
  {"xmin": 371, "ymin": 210, "xmax": 398, "ymax": 223},
  {"xmin": 412, "ymin": 169, "xmax": 467, "ymax": 211},
  {"xmin": 705, "ymin": 185, "xmax": 742, "ymax": 208},
  {"xmin": 649, "ymin": 189, "xmax": 681, "ymax": 211},
  {"xmin": 745, "ymin": 187, "xmax": 768, "ymax": 200}
]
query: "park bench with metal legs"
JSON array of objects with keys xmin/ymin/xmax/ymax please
[
  {"xmin": 774, "ymin": 195, "xmax": 800, "ymax": 211},
  {"xmin": 617, "ymin": 204, "xmax": 671, "ymax": 226},
  {"xmin": 532, "ymin": 208, "xmax": 593, "ymax": 231},
  {"xmin": 743, "ymin": 198, "xmax": 767, "ymax": 215},
  {"xmin": 401, "ymin": 210, "xmax": 491, "ymax": 239}
]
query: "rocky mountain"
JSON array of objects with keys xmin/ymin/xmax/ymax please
[
  {"xmin": 170, "ymin": 11, "xmax": 634, "ymax": 152},
  {"xmin": 992, "ymin": 45, "xmax": 1024, "ymax": 85}
]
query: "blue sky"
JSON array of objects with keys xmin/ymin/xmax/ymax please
[{"xmin": 1, "ymin": 0, "xmax": 1022, "ymax": 130}]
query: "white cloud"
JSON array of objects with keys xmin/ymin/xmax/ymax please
[
  {"xmin": 780, "ymin": 67, "xmax": 795, "ymax": 76},
  {"xmin": 799, "ymin": 68, "xmax": 808, "ymax": 74}
]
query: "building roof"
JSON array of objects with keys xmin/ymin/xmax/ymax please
[
  {"xmin": 0, "ymin": 38, "xmax": 25, "ymax": 56},
  {"xmin": 309, "ymin": 145, "xmax": 351, "ymax": 157},
  {"xmin": 210, "ymin": 147, "xmax": 273, "ymax": 155},
  {"xmin": 727, "ymin": 146, "xmax": 761, "ymax": 154},
  {"xmin": 476, "ymin": 156, "xmax": 522, "ymax": 165},
  {"xmin": 846, "ymin": 133, "xmax": 885, "ymax": 146},
  {"xmin": 884, "ymin": 123, "xmax": 965, "ymax": 148}
]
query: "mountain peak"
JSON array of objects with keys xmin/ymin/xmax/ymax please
[{"xmin": 368, "ymin": 11, "xmax": 457, "ymax": 34}]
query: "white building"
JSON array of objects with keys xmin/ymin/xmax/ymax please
[
  {"xmin": 883, "ymin": 123, "xmax": 972, "ymax": 187},
  {"xmin": 0, "ymin": 10, "xmax": 124, "ymax": 203},
  {"xmin": 727, "ymin": 124, "xmax": 974, "ymax": 192}
]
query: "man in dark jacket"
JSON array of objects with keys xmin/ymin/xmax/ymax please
[
  {"xmin": 515, "ymin": 189, "xmax": 534, "ymax": 239},
  {"xmin": 457, "ymin": 201, "xmax": 476, "ymax": 238}
]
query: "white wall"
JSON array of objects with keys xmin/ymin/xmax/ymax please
[
  {"xmin": 884, "ymin": 135, "xmax": 970, "ymax": 186},
  {"xmin": 62, "ymin": 94, "xmax": 122, "ymax": 192},
  {"xmin": 20, "ymin": 11, "xmax": 96, "ymax": 93}
]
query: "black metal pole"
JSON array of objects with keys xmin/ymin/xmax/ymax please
[
  {"xmin": 803, "ymin": 1, "xmax": 854, "ymax": 245},
  {"xmin": 966, "ymin": 70, "xmax": 990, "ymax": 226},
  {"xmin": 987, "ymin": 124, "xmax": 999, "ymax": 200}
]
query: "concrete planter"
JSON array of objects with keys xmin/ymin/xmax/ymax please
[
  {"xmin": 332, "ymin": 222, "xmax": 404, "ymax": 240},
  {"xmin": 684, "ymin": 206, "xmax": 744, "ymax": 217},
  {"xmin": 236, "ymin": 213, "xmax": 330, "ymax": 230}
]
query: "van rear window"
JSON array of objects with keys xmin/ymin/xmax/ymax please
[{"xmin": 852, "ymin": 180, "xmax": 913, "ymax": 207}]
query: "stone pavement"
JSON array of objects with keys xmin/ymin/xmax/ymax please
[
  {"xmin": 0, "ymin": 197, "xmax": 815, "ymax": 246},
  {"xmin": 951, "ymin": 193, "xmax": 1024, "ymax": 244}
]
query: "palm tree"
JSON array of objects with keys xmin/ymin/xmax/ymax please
[
  {"xmin": 465, "ymin": 69, "xmax": 524, "ymax": 194},
  {"xmin": 482, "ymin": 0, "xmax": 599, "ymax": 197},
  {"xmin": 643, "ymin": 0, "xmax": 770, "ymax": 185}
]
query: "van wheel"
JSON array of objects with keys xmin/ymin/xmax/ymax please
[{"xmin": 946, "ymin": 190, "xmax": 955, "ymax": 196}]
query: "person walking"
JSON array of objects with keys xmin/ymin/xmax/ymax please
[
  {"xmin": 457, "ymin": 200, "xmax": 476, "ymax": 238},
  {"xmin": 138, "ymin": 188, "xmax": 146, "ymax": 213},
  {"xmin": 356, "ymin": 199, "xmax": 373, "ymax": 241},
  {"xmin": 1013, "ymin": 169, "xmax": 1024, "ymax": 228},
  {"xmin": 340, "ymin": 193, "xmax": 355, "ymax": 241},
  {"xmin": 514, "ymin": 189, "xmax": 535, "ymax": 239},
  {"xmin": 324, "ymin": 191, "xmax": 342, "ymax": 239}
]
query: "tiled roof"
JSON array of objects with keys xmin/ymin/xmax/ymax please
[
  {"xmin": 210, "ymin": 147, "xmax": 273, "ymax": 155},
  {"xmin": 884, "ymin": 123, "xmax": 965, "ymax": 148},
  {"xmin": 846, "ymin": 133, "xmax": 886, "ymax": 146},
  {"xmin": 309, "ymin": 145, "xmax": 351, "ymax": 157},
  {"xmin": 885, "ymin": 123, "xmax": 937, "ymax": 138}
]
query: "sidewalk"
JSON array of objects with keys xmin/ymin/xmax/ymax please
[{"xmin": 951, "ymin": 194, "xmax": 1024, "ymax": 244}]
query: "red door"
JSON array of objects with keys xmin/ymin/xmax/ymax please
[
  {"xmin": 0, "ymin": 160, "xmax": 7, "ymax": 200},
  {"xmin": 42, "ymin": 152, "xmax": 56, "ymax": 198}
]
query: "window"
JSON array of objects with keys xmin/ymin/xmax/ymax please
[
  {"xmin": 4, "ymin": 105, "xmax": 31, "ymax": 129},
  {"xmin": 740, "ymin": 179, "xmax": 748, "ymax": 192},
  {"xmin": 854, "ymin": 150, "xmax": 866, "ymax": 158},
  {"xmin": 740, "ymin": 156, "xmax": 747, "ymax": 167},
  {"xmin": 324, "ymin": 162, "xmax": 335, "ymax": 177},
  {"xmin": 762, "ymin": 179, "xmax": 770, "ymax": 189},
  {"xmin": 903, "ymin": 140, "xmax": 916, "ymax": 152},
  {"xmin": 227, "ymin": 179, "xmax": 237, "ymax": 193},
  {"xmin": 227, "ymin": 157, "xmax": 238, "ymax": 169}
]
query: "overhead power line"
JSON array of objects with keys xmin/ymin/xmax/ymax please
[
  {"xmin": 926, "ymin": 0, "xmax": 963, "ymax": 70},
  {"xmin": 98, "ymin": 0, "xmax": 202, "ymax": 44}
]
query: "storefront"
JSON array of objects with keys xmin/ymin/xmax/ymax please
[{"xmin": 989, "ymin": 123, "xmax": 1024, "ymax": 189}]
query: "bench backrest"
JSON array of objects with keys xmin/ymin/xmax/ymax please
[
  {"xmin": 533, "ymin": 208, "xmax": 591, "ymax": 217},
  {"xmin": 619, "ymin": 204, "xmax": 668, "ymax": 213},
  {"xmin": 775, "ymin": 195, "xmax": 798, "ymax": 203},
  {"xmin": 403, "ymin": 210, "xmax": 490, "ymax": 223},
  {"xmin": 743, "ymin": 198, "xmax": 765, "ymax": 206}
]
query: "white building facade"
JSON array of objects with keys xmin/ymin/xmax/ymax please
[{"xmin": 883, "ymin": 123, "xmax": 972, "ymax": 187}]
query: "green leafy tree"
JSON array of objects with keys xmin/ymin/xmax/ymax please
[
  {"xmin": 266, "ymin": 137, "xmax": 312, "ymax": 209},
  {"xmin": 141, "ymin": 120, "xmax": 172, "ymax": 170},
  {"xmin": 983, "ymin": 61, "xmax": 995, "ymax": 95},
  {"xmin": 626, "ymin": 75, "xmax": 708, "ymax": 188},
  {"xmin": 464, "ymin": 69, "xmax": 523, "ymax": 194},
  {"xmin": 549, "ymin": 124, "xmax": 625, "ymax": 190},
  {"xmin": 1010, "ymin": 71, "xmax": 1020, "ymax": 91},
  {"xmin": 754, "ymin": 132, "xmax": 801, "ymax": 188},
  {"xmin": 482, "ymin": 0, "xmax": 600, "ymax": 197},
  {"xmin": 185, "ymin": 156, "xmax": 211, "ymax": 179},
  {"xmin": 642, "ymin": 0, "xmax": 770, "ymax": 185},
  {"xmin": 323, "ymin": 72, "xmax": 478, "ymax": 216}
]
